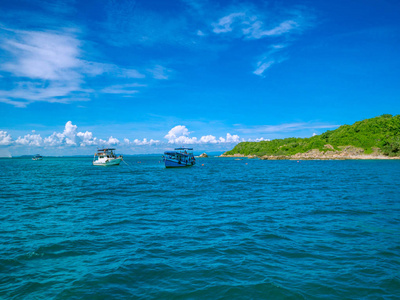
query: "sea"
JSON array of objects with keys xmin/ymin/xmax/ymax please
[{"xmin": 1, "ymin": 156, "xmax": 399, "ymax": 299}]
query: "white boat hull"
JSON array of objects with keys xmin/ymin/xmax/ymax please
[{"xmin": 93, "ymin": 158, "xmax": 122, "ymax": 166}]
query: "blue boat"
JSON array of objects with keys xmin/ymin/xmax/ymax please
[
  {"xmin": 163, "ymin": 148, "xmax": 196, "ymax": 168},
  {"xmin": 32, "ymin": 154, "xmax": 43, "ymax": 161}
]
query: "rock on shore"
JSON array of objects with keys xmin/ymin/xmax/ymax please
[{"xmin": 199, "ymin": 153, "xmax": 208, "ymax": 158}]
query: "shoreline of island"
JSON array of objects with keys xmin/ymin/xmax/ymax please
[
  {"xmin": 219, "ymin": 154, "xmax": 400, "ymax": 160},
  {"xmin": 219, "ymin": 146, "xmax": 400, "ymax": 160}
]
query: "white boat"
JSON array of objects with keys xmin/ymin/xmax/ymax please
[
  {"xmin": 93, "ymin": 148, "xmax": 123, "ymax": 166},
  {"xmin": 32, "ymin": 154, "xmax": 43, "ymax": 161}
]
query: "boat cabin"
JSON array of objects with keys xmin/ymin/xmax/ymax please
[{"xmin": 95, "ymin": 148, "xmax": 117, "ymax": 159}]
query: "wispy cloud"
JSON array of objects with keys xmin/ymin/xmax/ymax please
[
  {"xmin": 1, "ymin": 29, "xmax": 81, "ymax": 81},
  {"xmin": 209, "ymin": 5, "xmax": 312, "ymax": 76},
  {"xmin": 237, "ymin": 122, "xmax": 340, "ymax": 134},
  {"xmin": 243, "ymin": 20, "xmax": 300, "ymax": 39},
  {"xmin": 253, "ymin": 60, "xmax": 275, "ymax": 76},
  {"xmin": 81, "ymin": 61, "xmax": 145, "ymax": 78},
  {"xmin": 212, "ymin": 12, "xmax": 246, "ymax": 34},
  {"xmin": 0, "ymin": 26, "xmax": 168, "ymax": 107},
  {"xmin": 253, "ymin": 44, "xmax": 288, "ymax": 76},
  {"xmin": 211, "ymin": 8, "xmax": 305, "ymax": 40},
  {"xmin": 147, "ymin": 65, "xmax": 172, "ymax": 80},
  {"xmin": 101, "ymin": 83, "xmax": 146, "ymax": 95}
]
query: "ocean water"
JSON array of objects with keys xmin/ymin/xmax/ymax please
[{"xmin": 1, "ymin": 156, "xmax": 400, "ymax": 299}]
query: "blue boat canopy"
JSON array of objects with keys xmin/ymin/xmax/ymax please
[
  {"xmin": 164, "ymin": 151, "xmax": 189, "ymax": 156},
  {"xmin": 164, "ymin": 151, "xmax": 176, "ymax": 156},
  {"xmin": 174, "ymin": 147, "xmax": 193, "ymax": 150}
]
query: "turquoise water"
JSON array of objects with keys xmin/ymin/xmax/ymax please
[{"xmin": 1, "ymin": 157, "xmax": 400, "ymax": 299}]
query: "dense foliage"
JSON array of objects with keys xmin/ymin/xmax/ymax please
[{"xmin": 225, "ymin": 114, "xmax": 400, "ymax": 157}]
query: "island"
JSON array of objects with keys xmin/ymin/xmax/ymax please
[{"xmin": 221, "ymin": 114, "xmax": 400, "ymax": 160}]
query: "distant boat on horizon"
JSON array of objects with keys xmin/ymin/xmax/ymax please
[
  {"xmin": 93, "ymin": 148, "xmax": 123, "ymax": 166},
  {"xmin": 32, "ymin": 154, "xmax": 43, "ymax": 161},
  {"xmin": 163, "ymin": 147, "xmax": 196, "ymax": 168}
]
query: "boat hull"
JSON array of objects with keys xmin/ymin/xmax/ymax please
[
  {"xmin": 164, "ymin": 158, "xmax": 195, "ymax": 168},
  {"xmin": 93, "ymin": 158, "xmax": 122, "ymax": 166}
]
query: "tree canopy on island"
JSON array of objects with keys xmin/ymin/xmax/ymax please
[{"xmin": 224, "ymin": 114, "xmax": 400, "ymax": 157}]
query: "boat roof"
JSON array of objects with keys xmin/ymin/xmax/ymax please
[
  {"xmin": 97, "ymin": 148, "xmax": 116, "ymax": 151},
  {"xmin": 174, "ymin": 148, "xmax": 193, "ymax": 150},
  {"xmin": 164, "ymin": 151, "xmax": 190, "ymax": 156}
]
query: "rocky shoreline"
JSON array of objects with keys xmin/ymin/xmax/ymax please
[{"xmin": 220, "ymin": 145, "xmax": 400, "ymax": 160}]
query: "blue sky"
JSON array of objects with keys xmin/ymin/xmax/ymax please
[{"xmin": 0, "ymin": 0, "xmax": 399, "ymax": 156}]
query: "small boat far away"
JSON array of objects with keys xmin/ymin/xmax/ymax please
[
  {"xmin": 163, "ymin": 147, "xmax": 196, "ymax": 168},
  {"xmin": 32, "ymin": 154, "xmax": 43, "ymax": 161},
  {"xmin": 93, "ymin": 148, "xmax": 123, "ymax": 166}
]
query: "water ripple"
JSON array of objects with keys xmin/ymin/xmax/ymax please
[{"xmin": 1, "ymin": 157, "xmax": 399, "ymax": 299}]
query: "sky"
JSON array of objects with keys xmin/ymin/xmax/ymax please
[{"xmin": 0, "ymin": 0, "xmax": 399, "ymax": 156}]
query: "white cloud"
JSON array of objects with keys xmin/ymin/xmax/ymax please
[
  {"xmin": 246, "ymin": 137, "xmax": 270, "ymax": 142},
  {"xmin": 44, "ymin": 121, "xmax": 98, "ymax": 147},
  {"xmin": 199, "ymin": 135, "xmax": 218, "ymax": 144},
  {"xmin": 77, "ymin": 131, "xmax": 98, "ymax": 146},
  {"xmin": 131, "ymin": 138, "xmax": 160, "ymax": 145},
  {"xmin": 255, "ymin": 137, "xmax": 269, "ymax": 142},
  {"xmin": 172, "ymin": 135, "xmax": 199, "ymax": 145},
  {"xmin": 15, "ymin": 134, "xmax": 43, "ymax": 146},
  {"xmin": 165, "ymin": 125, "xmax": 191, "ymax": 143},
  {"xmin": 100, "ymin": 136, "xmax": 119, "ymax": 145},
  {"xmin": 0, "ymin": 131, "xmax": 13, "ymax": 145},
  {"xmin": 225, "ymin": 133, "xmax": 241, "ymax": 143},
  {"xmin": 1, "ymin": 123, "xmax": 255, "ymax": 152},
  {"xmin": 44, "ymin": 132, "xmax": 65, "ymax": 146},
  {"xmin": 64, "ymin": 121, "xmax": 77, "ymax": 139},
  {"xmin": 164, "ymin": 125, "xmax": 242, "ymax": 145}
]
